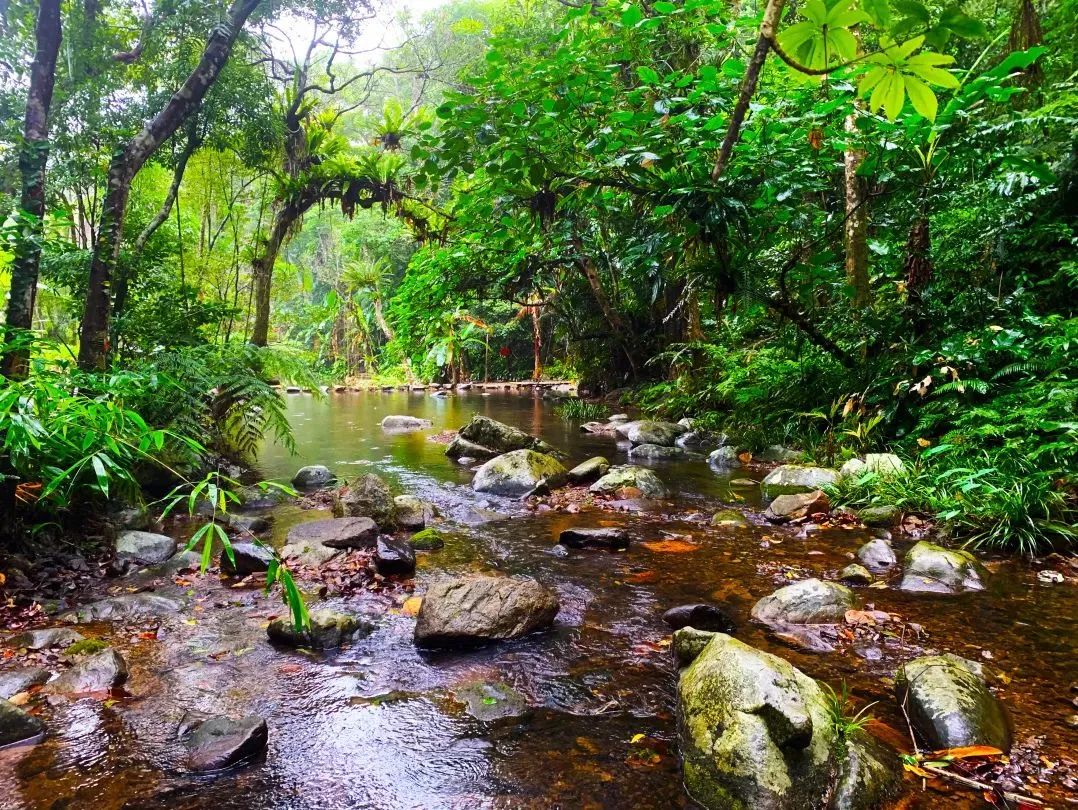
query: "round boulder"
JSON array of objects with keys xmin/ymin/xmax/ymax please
[
  {"xmin": 623, "ymin": 420, "xmax": 686, "ymax": 447},
  {"xmin": 414, "ymin": 575, "xmax": 559, "ymax": 648},
  {"xmin": 267, "ymin": 609, "xmax": 369, "ymax": 650},
  {"xmin": 290, "ymin": 465, "xmax": 336, "ymax": 490},
  {"xmin": 0, "ymin": 698, "xmax": 44, "ymax": 747},
  {"xmin": 471, "ymin": 450, "xmax": 568, "ymax": 497},
  {"xmin": 335, "ymin": 474, "xmax": 397, "ymax": 528},
  {"xmin": 764, "ymin": 490, "xmax": 830, "ymax": 523},
  {"xmin": 708, "ymin": 446, "xmax": 741, "ymax": 468},
  {"xmin": 856, "ymin": 538, "xmax": 897, "ymax": 570},
  {"xmin": 899, "ymin": 541, "xmax": 988, "ymax": 593},
  {"xmin": 590, "ymin": 465, "xmax": 669, "ymax": 499},
  {"xmin": 761, "ymin": 465, "xmax": 838, "ymax": 498},
  {"xmin": 567, "ymin": 456, "xmax": 610, "ymax": 484},
  {"xmin": 628, "ymin": 443, "xmax": 683, "ymax": 460},
  {"xmin": 114, "ymin": 530, "xmax": 177, "ymax": 565},
  {"xmin": 185, "ymin": 714, "xmax": 268, "ymax": 771},
  {"xmin": 751, "ymin": 579, "xmax": 858, "ymax": 626},
  {"xmin": 393, "ymin": 495, "xmax": 437, "ymax": 529}
]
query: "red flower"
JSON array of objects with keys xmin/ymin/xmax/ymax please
[{"xmin": 498, "ymin": 346, "xmax": 511, "ymax": 357}]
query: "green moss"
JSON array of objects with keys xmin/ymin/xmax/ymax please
[
  {"xmin": 410, "ymin": 528, "xmax": 445, "ymax": 550},
  {"xmin": 64, "ymin": 638, "xmax": 108, "ymax": 656}
]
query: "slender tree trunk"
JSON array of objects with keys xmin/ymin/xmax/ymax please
[
  {"xmin": 1, "ymin": 0, "xmax": 62, "ymax": 380},
  {"xmin": 573, "ymin": 243, "xmax": 639, "ymax": 378},
  {"xmin": 904, "ymin": 215, "xmax": 933, "ymax": 337},
  {"xmin": 530, "ymin": 306, "xmax": 542, "ymax": 381},
  {"xmin": 843, "ymin": 107, "xmax": 871, "ymax": 308},
  {"xmin": 77, "ymin": 0, "xmax": 263, "ymax": 370},
  {"xmin": 249, "ymin": 221, "xmax": 287, "ymax": 347},
  {"xmin": 372, "ymin": 296, "xmax": 394, "ymax": 341}
]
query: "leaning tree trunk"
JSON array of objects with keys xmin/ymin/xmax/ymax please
[
  {"xmin": 249, "ymin": 195, "xmax": 315, "ymax": 346},
  {"xmin": 1, "ymin": 0, "xmax": 62, "ymax": 380},
  {"xmin": 78, "ymin": 0, "xmax": 263, "ymax": 370}
]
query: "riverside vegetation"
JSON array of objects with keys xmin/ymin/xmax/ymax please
[{"xmin": 0, "ymin": 0, "xmax": 1075, "ymax": 806}]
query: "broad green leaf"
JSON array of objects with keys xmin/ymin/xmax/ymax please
[
  {"xmin": 908, "ymin": 63, "xmax": 960, "ymax": 88},
  {"xmin": 893, "ymin": 0, "xmax": 930, "ymax": 23},
  {"xmin": 621, "ymin": 5, "xmax": 644, "ymax": 26},
  {"xmin": 637, "ymin": 65, "xmax": 660, "ymax": 84},
  {"xmin": 904, "ymin": 75, "xmax": 938, "ymax": 120}
]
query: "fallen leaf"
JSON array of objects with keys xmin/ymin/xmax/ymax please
[
  {"xmin": 7, "ymin": 691, "xmax": 30, "ymax": 706},
  {"xmin": 929, "ymin": 745, "xmax": 1003, "ymax": 760},
  {"xmin": 641, "ymin": 539, "xmax": 697, "ymax": 553},
  {"xmin": 402, "ymin": 597, "xmax": 422, "ymax": 616}
]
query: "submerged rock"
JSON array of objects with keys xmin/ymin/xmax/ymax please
[
  {"xmin": 62, "ymin": 593, "xmax": 181, "ymax": 623},
  {"xmin": 6, "ymin": 627, "xmax": 84, "ymax": 651},
  {"xmin": 452, "ymin": 681, "xmax": 529, "ymax": 721},
  {"xmin": 414, "ymin": 575, "xmax": 559, "ymax": 648},
  {"xmin": 409, "ymin": 528, "xmax": 446, "ymax": 550},
  {"xmin": 226, "ymin": 513, "xmax": 272, "ymax": 535},
  {"xmin": 219, "ymin": 542, "xmax": 274, "ymax": 576},
  {"xmin": 267, "ymin": 609, "xmax": 369, "ymax": 650},
  {"xmin": 380, "ymin": 415, "xmax": 432, "ymax": 431},
  {"xmin": 335, "ymin": 474, "xmax": 397, "ymax": 528},
  {"xmin": 751, "ymin": 579, "xmax": 858, "ymax": 626},
  {"xmin": 558, "ymin": 527, "xmax": 629, "ymax": 550},
  {"xmin": 114, "ymin": 530, "xmax": 177, "ymax": 565},
  {"xmin": 761, "ymin": 465, "xmax": 838, "ymax": 498},
  {"xmin": 662, "ymin": 604, "xmax": 736, "ymax": 634},
  {"xmin": 48, "ymin": 649, "xmax": 128, "ymax": 694},
  {"xmin": 393, "ymin": 495, "xmax": 437, "ymax": 529},
  {"xmin": 676, "ymin": 632, "xmax": 899, "ymax": 810},
  {"xmin": 590, "ymin": 465, "xmax": 668, "ymax": 499},
  {"xmin": 567, "ymin": 456, "xmax": 610, "ymax": 484},
  {"xmin": 838, "ymin": 564, "xmax": 874, "ymax": 585},
  {"xmin": 628, "ymin": 443, "xmax": 683, "ymax": 460},
  {"xmin": 0, "ymin": 698, "xmax": 44, "ymax": 747},
  {"xmin": 764, "ymin": 490, "xmax": 830, "ymax": 523},
  {"xmin": 471, "ymin": 450, "xmax": 568, "ymax": 497},
  {"xmin": 899, "ymin": 541, "xmax": 988, "ymax": 593},
  {"xmin": 856, "ymin": 538, "xmax": 897, "ymax": 570},
  {"xmin": 290, "ymin": 465, "xmax": 336, "ymax": 489},
  {"xmin": 287, "ymin": 517, "xmax": 378, "ymax": 550},
  {"xmin": 445, "ymin": 435, "xmax": 499, "ymax": 460},
  {"xmin": 185, "ymin": 714, "xmax": 268, "ymax": 771},
  {"xmin": 895, "ymin": 654, "xmax": 1011, "ymax": 751},
  {"xmin": 710, "ymin": 509, "xmax": 751, "ymax": 528},
  {"xmin": 677, "ymin": 430, "xmax": 725, "ymax": 449},
  {"xmin": 623, "ymin": 420, "xmax": 686, "ymax": 447},
  {"xmin": 0, "ymin": 667, "xmax": 50, "ymax": 699},
  {"xmin": 374, "ymin": 536, "xmax": 417, "ymax": 577}
]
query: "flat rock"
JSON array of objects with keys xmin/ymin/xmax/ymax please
[
  {"xmin": 374, "ymin": 536, "xmax": 417, "ymax": 577},
  {"xmin": 0, "ymin": 667, "xmax": 50, "ymax": 699},
  {"xmin": 452, "ymin": 681, "xmax": 529, "ymax": 721},
  {"xmin": 414, "ymin": 575, "xmax": 559, "ymax": 648},
  {"xmin": 623, "ymin": 420, "xmax": 686, "ymax": 447},
  {"xmin": 61, "ymin": 593, "xmax": 181, "ymax": 623},
  {"xmin": 751, "ymin": 578, "xmax": 858, "ymax": 626},
  {"xmin": 558, "ymin": 527, "xmax": 629, "ymax": 550},
  {"xmin": 838, "ymin": 564, "xmax": 874, "ymax": 584},
  {"xmin": 628, "ymin": 443, "xmax": 683, "ymax": 460},
  {"xmin": 856, "ymin": 505, "xmax": 899, "ymax": 526},
  {"xmin": 0, "ymin": 698, "xmax": 44, "ymax": 747},
  {"xmin": 286, "ymin": 517, "xmax": 378, "ymax": 550},
  {"xmin": 566, "ymin": 456, "xmax": 610, "ymax": 484},
  {"xmin": 267, "ymin": 609, "xmax": 369, "ymax": 650},
  {"xmin": 899, "ymin": 541, "xmax": 988, "ymax": 593},
  {"xmin": 761, "ymin": 465, "xmax": 838, "ymax": 498},
  {"xmin": 115, "ymin": 530, "xmax": 177, "ymax": 565},
  {"xmin": 589, "ymin": 465, "xmax": 668, "ymax": 498},
  {"xmin": 896, "ymin": 654, "xmax": 1012, "ymax": 751},
  {"xmin": 6, "ymin": 628, "xmax": 84, "ymax": 651},
  {"xmin": 857, "ymin": 538, "xmax": 897, "ymax": 570},
  {"xmin": 186, "ymin": 715, "xmax": 268, "ymax": 771},
  {"xmin": 48, "ymin": 649, "xmax": 128, "ymax": 694},
  {"xmin": 290, "ymin": 465, "xmax": 336, "ymax": 489},
  {"xmin": 764, "ymin": 490, "xmax": 830, "ymax": 522},
  {"xmin": 394, "ymin": 495, "xmax": 437, "ymax": 529},
  {"xmin": 471, "ymin": 450, "xmax": 568, "ymax": 497},
  {"xmin": 662, "ymin": 604, "xmax": 736, "ymax": 634},
  {"xmin": 219, "ymin": 542, "xmax": 274, "ymax": 576},
  {"xmin": 710, "ymin": 509, "xmax": 751, "ymax": 528},
  {"xmin": 454, "ymin": 415, "xmax": 560, "ymax": 457}
]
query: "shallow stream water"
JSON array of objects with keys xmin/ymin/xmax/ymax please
[{"xmin": 2, "ymin": 390, "xmax": 1075, "ymax": 809}]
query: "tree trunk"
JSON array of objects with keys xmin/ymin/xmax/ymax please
[
  {"xmin": 372, "ymin": 297, "xmax": 394, "ymax": 342},
  {"xmin": 78, "ymin": 0, "xmax": 263, "ymax": 370},
  {"xmin": 530, "ymin": 306, "xmax": 542, "ymax": 381},
  {"xmin": 249, "ymin": 217, "xmax": 288, "ymax": 347},
  {"xmin": 904, "ymin": 216, "xmax": 932, "ymax": 337},
  {"xmin": 574, "ymin": 244, "xmax": 639, "ymax": 378},
  {"xmin": 1, "ymin": 0, "xmax": 62, "ymax": 380},
  {"xmin": 843, "ymin": 108, "xmax": 871, "ymax": 308}
]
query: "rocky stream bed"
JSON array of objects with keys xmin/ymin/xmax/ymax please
[{"xmin": 0, "ymin": 390, "xmax": 1075, "ymax": 809}]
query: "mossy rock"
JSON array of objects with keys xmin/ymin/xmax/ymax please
[{"xmin": 409, "ymin": 528, "xmax": 446, "ymax": 550}]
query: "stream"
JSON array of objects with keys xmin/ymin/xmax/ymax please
[{"xmin": 1, "ymin": 389, "xmax": 1075, "ymax": 809}]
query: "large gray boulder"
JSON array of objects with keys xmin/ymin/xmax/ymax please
[
  {"xmin": 445, "ymin": 435, "xmax": 500, "ymax": 460},
  {"xmin": 751, "ymin": 579, "xmax": 858, "ymax": 626},
  {"xmin": 114, "ymin": 530, "xmax": 177, "ymax": 565},
  {"xmin": 414, "ymin": 575, "xmax": 559, "ymax": 647},
  {"xmin": 185, "ymin": 714, "xmax": 268, "ymax": 771},
  {"xmin": 899, "ymin": 541, "xmax": 988, "ymax": 593},
  {"xmin": 61, "ymin": 593, "xmax": 181, "ymax": 623},
  {"xmin": 374, "ymin": 536, "xmax": 416, "ymax": 577},
  {"xmin": 677, "ymin": 632, "xmax": 899, "ymax": 810},
  {"xmin": 450, "ymin": 415, "xmax": 560, "ymax": 459},
  {"xmin": 471, "ymin": 450, "xmax": 567, "ymax": 497},
  {"xmin": 567, "ymin": 456, "xmax": 609, "ymax": 484},
  {"xmin": 622, "ymin": 420, "xmax": 686, "ymax": 447},
  {"xmin": 290, "ymin": 465, "xmax": 336, "ymax": 489},
  {"xmin": 761, "ymin": 465, "xmax": 838, "ymax": 498},
  {"xmin": 856, "ymin": 538, "xmax": 897, "ymax": 570},
  {"xmin": 48, "ymin": 649, "xmax": 128, "ymax": 694},
  {"xmin": 708, "ymin": 446, "xmax": 741, "ymax": 468},
  {"xmin": 393, "ymin": 495, "xmax": 437, "ymax": 529},
  {"xmin": 0, "ymin": 698, "xmax": 44, "ymax": 747},
  {"xmin": 219, "ymin": 542, "xmax": 274, "ymax": 576},
  {"xmin": 380, "ymin": 415, "xmax": 432, "ymax": 431},
  {"xmin": 895, "ymin": 654, "xmax": 1011, "ymax": 751},
  {"xmin": 267, "ymin": 609, "xmax": 369, "ymax": 650},
  {"xmin": 589, "ymin": 465, "xmax": 669, "ymax": 498},
  {"xmin": 286, "ymin": 517, "xmax": 378, "ymax": 550},
  {"xmin": 334, "ymin": 474, "xmax": 397, "ymax": 528}
]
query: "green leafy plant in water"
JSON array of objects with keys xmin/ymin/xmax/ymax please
[
  {"xmin": 160, "ymin": 472, "xmax": 310, "ymax": 631},
  {"xmin": 552, "ymin": 398, "xmax": 606, "ymax": 422},
  {"xmin": 821, "ymin": 680, "xmax": 876, "ymax": 745}
]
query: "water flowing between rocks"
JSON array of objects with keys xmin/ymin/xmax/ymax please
[{"xmin": 2, "ymin": 390, "xmax": 1075, "ymax": 809}]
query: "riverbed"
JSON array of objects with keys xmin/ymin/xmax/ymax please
[{"xmin": 2, "ymin": 390, "xmax": 1075, "ymax": 809}]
